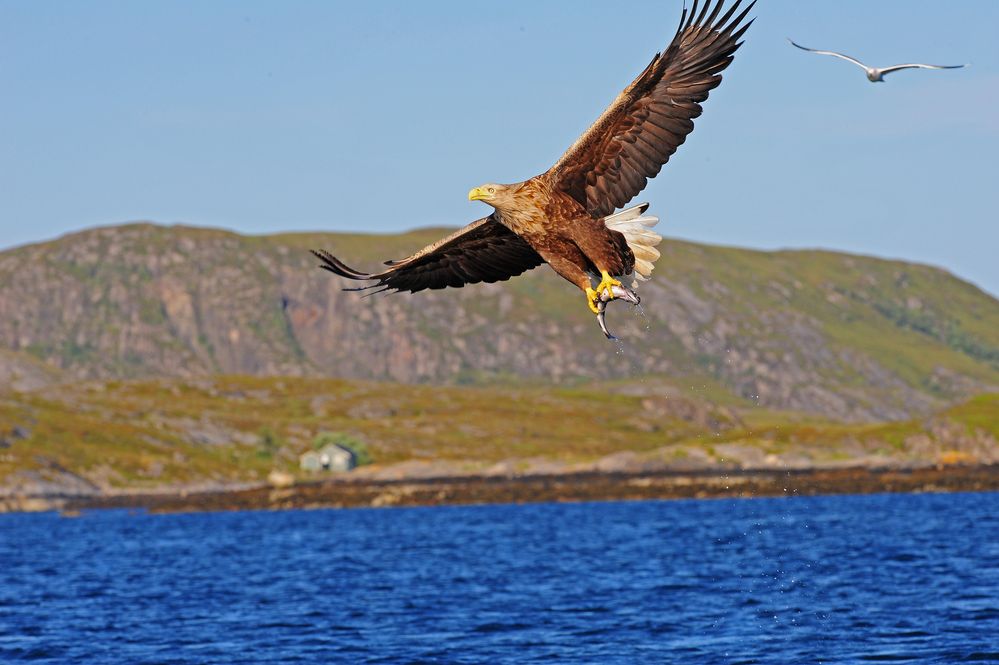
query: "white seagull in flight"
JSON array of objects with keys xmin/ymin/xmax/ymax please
[{"xmin": 788, "ymin": 39, "xmax": 968, "ymax": 82}]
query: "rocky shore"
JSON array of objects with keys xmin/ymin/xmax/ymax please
[{"xmin": 4, "ymin": 464, "xmax": 995, "ymax": 515}]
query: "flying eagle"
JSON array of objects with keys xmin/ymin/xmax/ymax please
[
  {"xmin": 788, "ymin": 39, "xmax": 968, "ymax": 83},
  {"xmin": 313, "ymin": 0, "xmax": 754, "ymax": 336}
]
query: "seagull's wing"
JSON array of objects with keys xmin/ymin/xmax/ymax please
[
  {"xmin": 787, "ymin": 39, "xmax": 868, "ymax": 70},
  {"xmin": 879, "ymin": 62, "xmax": 968, "ymax": 76}
]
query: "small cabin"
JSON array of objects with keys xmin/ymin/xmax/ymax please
[{"xmin": 300, "ymin": 443, "xmax": 357, "ymax": 473}]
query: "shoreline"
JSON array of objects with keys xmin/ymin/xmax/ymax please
[{"xmin": 4, "ymin": 464, "xmax": 997, "ymax": 515}]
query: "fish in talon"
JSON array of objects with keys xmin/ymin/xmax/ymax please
[{"xmin": 596, "ymin": 284, "xmax": 641, "ymax": 339}]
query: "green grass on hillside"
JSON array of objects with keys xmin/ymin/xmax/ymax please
[
  {"xmin": 1, "ymin": 377, "xmax": 995, "ymax": 492},
  {"xmin": 3, "ymin": 223, "xmax": 999, "ymax": 423}
]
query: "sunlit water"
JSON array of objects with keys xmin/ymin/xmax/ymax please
[{"xmin": 1, "ymin": 493, "xmax": 997, "ymax": 663}]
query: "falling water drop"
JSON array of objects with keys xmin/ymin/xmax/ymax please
[{"xmin": 633, "ymin": 302, "xmax": 652, "ymax": 331}]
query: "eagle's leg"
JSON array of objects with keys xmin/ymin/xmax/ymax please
[
  {"xmin": 565, "ymin": 222, "xmax": 629, "ymax": 309},
  {"xmin": 594, "ymin": 270, "xmax": 622, "ymax": 300},
  {"xmin": 585, "ymin": 287, "xmax": 602, "ymax": 314},
  {"xmin": 541, "ymin": 252, "xmax": 602, "ymax": 314}
]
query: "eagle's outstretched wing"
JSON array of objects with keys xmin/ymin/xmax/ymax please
[
  {"xmin": 312, "ymin": 215, "xmax": 544, "ymax": 294},
  {"xmin": 547, "ymin": 0, "xmax": 754, "ymax": 218}
]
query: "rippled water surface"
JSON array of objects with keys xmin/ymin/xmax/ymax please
[{"xmin": 1, "ymin": 492, "xmax": 997, "ymax": 663}]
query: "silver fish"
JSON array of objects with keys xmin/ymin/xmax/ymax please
[{"xmin": 596, "ymin": 284, "xmax": 641, "ymax": 340}]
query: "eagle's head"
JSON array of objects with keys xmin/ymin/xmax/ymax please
[{"xmin": 468, "ymin": 183, "xmax": 517, "ymax": 210}]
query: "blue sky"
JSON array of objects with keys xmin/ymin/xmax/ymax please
[{"xmin": 1, "ymin": 1, "xmax": 997, "ymax": 294}]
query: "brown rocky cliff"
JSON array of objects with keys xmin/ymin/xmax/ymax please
[{"xmin": 1, "ymin": 222, "xmax": 998, "ymax": 421}]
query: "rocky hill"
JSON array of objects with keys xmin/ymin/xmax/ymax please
[{"xmin": 1, "ymin": 223, "xmax": 998, "ymax": 421}]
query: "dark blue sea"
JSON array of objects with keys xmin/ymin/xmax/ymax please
[{"xmin": 1, "ymin": 492, "xmax": 997, "ymax": 664}]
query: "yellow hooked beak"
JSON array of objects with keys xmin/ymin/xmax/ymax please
[{"xmin": 468, "ymin": 186, "xmax": 489, "ymax": 202}]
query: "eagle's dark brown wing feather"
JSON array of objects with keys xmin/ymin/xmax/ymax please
[
  {"xmin": 312, "ymin": 215, "xmax": 544, "ymax": 294},
  {"xmin": 546, "ymin": 0, "xmax": 754, "ymax": 218}
]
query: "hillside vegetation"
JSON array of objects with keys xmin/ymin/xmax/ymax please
[
  {"xmin": 1, "ymin": 375, "xmax": 996, "ymax": 496},
  {"xmin": 1, "ymin": 224, "xmax": 998, "ymax": 421}
]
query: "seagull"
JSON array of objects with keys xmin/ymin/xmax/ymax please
[{"xmin": 788, "ymin": 39, "xmax": 967, "ymax": 82}]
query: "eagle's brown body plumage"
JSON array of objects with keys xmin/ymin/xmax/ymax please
[
  {"xmin": 313, "ymin": 0, "xmax": 753, "ymax": 321},
  {"xmin": 487, "ymin": 180, "xmax": 634, "ymax": 294}
]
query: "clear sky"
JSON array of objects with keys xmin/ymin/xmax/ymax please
[{"xmin": 1, "ymin": 1, "xmax": 997, "ymax": 294}]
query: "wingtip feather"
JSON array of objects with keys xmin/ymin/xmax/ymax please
[{"xmin": 311, "ymin": 249, "xmax": 373, "ymax": 281}]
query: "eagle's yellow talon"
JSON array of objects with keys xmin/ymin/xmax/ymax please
[
  {"xmin": 586, "ymin": 287, "xmax": 601, "ymax": 314},
  {"xmin": 595, "ymin": 270, "xmax": 622, "ymax": 299}
]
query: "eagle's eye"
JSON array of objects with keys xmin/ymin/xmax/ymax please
[{"xmin": 487, "ymin": 187, "xmax": 496, "ymax": 194}]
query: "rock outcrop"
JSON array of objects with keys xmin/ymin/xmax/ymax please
[{"xmin": 1, "ymin": 223, "xmax": 998, "ymax": 421}]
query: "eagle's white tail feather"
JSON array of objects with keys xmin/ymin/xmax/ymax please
[
  {"xmin": 631, "ymin": 244, "xmax": 660, "ymax": 263},
  {"xmin": 603, "ymin": 203, "xmax": 662, "ymax": 287}
]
